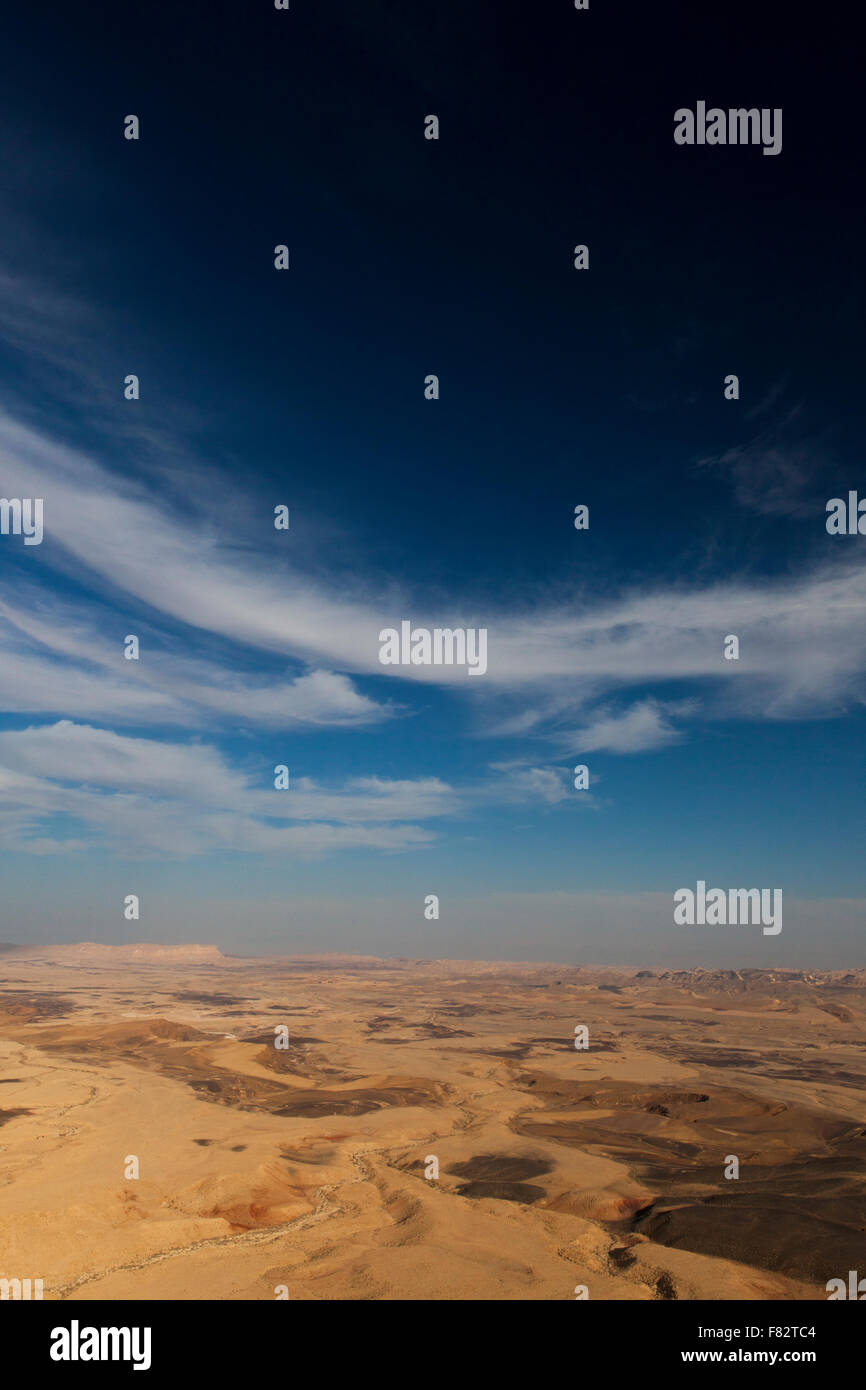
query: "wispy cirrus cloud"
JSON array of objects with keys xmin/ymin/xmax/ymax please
[
  {"xmin": 2, "ymin": 344, "xmax": 866, "ymax": 869},
  {"xmin": 3, "ymin": 409, "xmax": 866, "ymax": 722},
  {"xmin": 696, "ymin": 409, "xmax": 837, "ymax": 520},
  {"xmin": 0, "ymin": 721, "xmax": 579, "ymax": 857},
  {"xmin": 563, "ymin": 698, "xmax": 689, "ymax": 755},
  {"xmin": 0, "ymin": 722, "xmax": 450, "ymax": 856},
  {"xmin": 0, "ymin": 592, "xmax": 395, "ymax": 729}
]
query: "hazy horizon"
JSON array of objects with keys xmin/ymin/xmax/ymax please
[{"xmin": 4, "ymin": 887, "xmax": 864, "ymax": 970}]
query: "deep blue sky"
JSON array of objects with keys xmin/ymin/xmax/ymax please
[{"xmin": 0, "ymin": 0, "xmax": 863, "ymax": 963}]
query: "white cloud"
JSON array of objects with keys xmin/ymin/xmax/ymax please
[
  {"xmin": 0, "ymin": 721, "xmax": 587, "ymax": 856},
  {"xmin": 697, "ymin": 411, "xmax": 830, "ymax": 518},
  {"xmin": 3, "ymin": 408, "xmax": 865, "ymax": 722},
  {"xmin": 486, "ymin": 762, "xmax": 574, "ymax": 804},
  {"xmin": 0, "ymin": 594, "xmax": 394, "ymax": 729},
  {"xmin": 1, "ymin": 393, "xmax": 866, "ymax": 876},
  {"xmin": 566, "ymin": 699, "xmax": 687, "ymax": 754},
  {"xmin": 0, "ymin": 721, "xmax": 473, "ymax": 856}
]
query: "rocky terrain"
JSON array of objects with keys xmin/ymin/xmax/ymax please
[{"xmin": 1, "ymin": 948, "xmax": 863, "ymax": 1300}]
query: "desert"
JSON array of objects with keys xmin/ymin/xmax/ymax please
[{"xmin": 1, "ymin": 943, "xmax": 864, "ymax": 1301}]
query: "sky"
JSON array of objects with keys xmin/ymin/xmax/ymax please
[{"xmin": 0, "ymin": 1, "xmax": 863, "ymax": 965}]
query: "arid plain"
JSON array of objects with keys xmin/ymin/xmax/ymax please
[{"xmin": 1, "ymin": 943, "xmax": 864, "ymax": 1301}]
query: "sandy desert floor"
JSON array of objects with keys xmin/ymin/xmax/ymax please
[{"xmin": 1, "ymin": 943, "xmax": 864, "ymax": 1301}]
